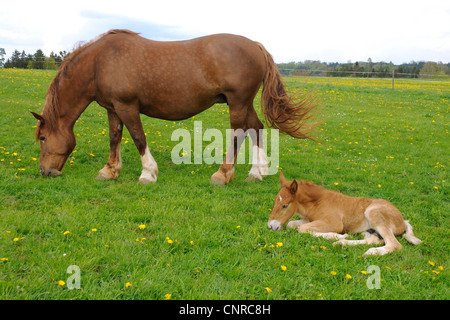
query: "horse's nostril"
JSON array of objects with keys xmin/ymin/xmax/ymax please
[{"xmin": 40, "ymin": 167, "xmax": 45, "ymax": 175}]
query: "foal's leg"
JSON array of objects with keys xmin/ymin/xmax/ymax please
[
  {"xmin": 363, "ymin": 207, "xmax": 403, "ymax": 256},
  {"xmin": 97, "ymin": 110, "xmax": 123, "ymax": 180},
  {"xmin": 333, "ymin": 231, "xmax": 384, "ymax": 247},
  {"xmin": 297, "ymin": 220, "xmax": 348, "ymax": 240},
  {"xmin": 114, "ymin": 103, "xmax": 158, "ymax": 184}
]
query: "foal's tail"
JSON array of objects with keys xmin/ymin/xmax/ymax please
[
  {"xmin": 403, "ymin": 220, "xmax": 422, "ymax": 245},
  {"xmin": 256, "ymin": 42, "xmax": 320, "ymax": 140}
]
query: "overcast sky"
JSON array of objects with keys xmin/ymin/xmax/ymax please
[{"xmin": 1, "ymin": 0, "xmax": 449, "ymax": 64}]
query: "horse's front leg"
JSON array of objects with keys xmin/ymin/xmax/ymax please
[
  {"xmin": 96, "ymin": 110, "xmax": 123, "ymax": 180},
  {"xmin": 113, "ymin": 103, "xmax": 158, "ymax": 184}
]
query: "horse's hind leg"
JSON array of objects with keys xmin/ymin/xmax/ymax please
[
  {"xmin": 211, "ymin": 99, "xmax": 268, "ymax": 185},
  {"xmin": 245, "ymin": 107, "xmax": 269, "ymax": 182},
  {"xmin": 97, "ymin": 110, "xmax": 123, "ymax": 180}
]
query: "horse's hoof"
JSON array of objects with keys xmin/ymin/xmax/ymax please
[
  {"xmin": 210, "ymin": 172, "xmax": 227, "ymax": 186},
  {"xmin": 245, "ymin": 172, "xmax": 263, "ymax": 182},
  {"xmin": 138, "ymin": 176, "xmax": 157, "ymax": 184},
  {"xmin": 96, "ymin": 174, "xmax": 109, "ymax": 180}
]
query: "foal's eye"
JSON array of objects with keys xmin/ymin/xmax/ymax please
[
  {"xmin": 39, "ymin": 136, "xmax": 46, "ymax": 142},
  {"xmin": 282, "ymin": 204, "xmax": 288, "ymax": 209}
]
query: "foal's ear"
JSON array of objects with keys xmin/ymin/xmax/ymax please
[
  {"xmin": 279, "ymin": 172, "xmax": 289, "ymax": 187},
  {"xmin": 289, "ymin": 179, "xmax": 298, "ymax": 194},
  {"xmin": 31, "ymin": 112, "xmax": 45, "ymax": 124}
]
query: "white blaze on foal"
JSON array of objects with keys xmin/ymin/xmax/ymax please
[{"xmin": 139, "ymin": 146, "xmax": 158, "ymax": 184}]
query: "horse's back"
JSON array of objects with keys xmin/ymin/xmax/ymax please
[{"xmin": 92, "ymin": 31, "xmax": 266, "ymax": 119}]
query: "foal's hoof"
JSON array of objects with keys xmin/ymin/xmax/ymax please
[{"xmin": 333, "ymin": 239, "xmax": 347, "ymax": 247}]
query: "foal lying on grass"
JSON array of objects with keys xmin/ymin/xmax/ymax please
[{"xmin": 268, "ymin": 173, "xmax": 422, "ymax": 256}]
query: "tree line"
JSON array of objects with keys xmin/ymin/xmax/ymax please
[
  {"xmin": 0, "ymin": 48, "xmax": 69, "ymax": 70},
  {"xmin": 277, "ymin": 59, "xmax": 450, "ymax": 78},
  {"xmin": 1, "ymin": 48, "xmax": 449, "ymax": 79}
]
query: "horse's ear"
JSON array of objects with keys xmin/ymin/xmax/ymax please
[
  {"xmin": 290, "ymin": 179, "xmax": 298, "ymax": 194},
  {"xmin": 31, "ymin": 112, "xmax": 44, "ymax": 124},
  {"xmin": 280, "ymin": 172, "xmax": 289, "ymax": 187}
]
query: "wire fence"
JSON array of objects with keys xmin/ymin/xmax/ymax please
[{"xmin": 278, "ymin": 68, "xmax": 442, "ymax": 79}]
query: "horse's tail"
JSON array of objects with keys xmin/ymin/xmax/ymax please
[{"xmin": 256, "ymin": 42, "xmax": 320, "ymax": 140}]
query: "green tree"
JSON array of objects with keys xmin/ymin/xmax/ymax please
[
  {"xmin": 0, "ymin": 48, "xmax": 5, "ymax": 68},
  {"xmin": 32, "ymin": 49, "xmax": 46, "ymax": 69}
]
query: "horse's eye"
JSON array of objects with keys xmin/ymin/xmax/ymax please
[
  {"xmin": 282, "ymin": 204, "xmax": 288, "ymax": 209},
  {"xmin": 40, "ymin": 136, "xmax": 46, "ymax": 142}
]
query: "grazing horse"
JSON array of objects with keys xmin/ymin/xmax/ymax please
[
  {"xmin": 31, "ymin": 29, "xmax": 318, "ymax": 185},
  {"xmin": 268, "ymin": 173, "xmax": 422, "ymax": 256}
]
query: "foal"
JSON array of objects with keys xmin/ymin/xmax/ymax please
[{"xmin": 268, "ymin": 173, "xmax": 422, "ymax": 256}]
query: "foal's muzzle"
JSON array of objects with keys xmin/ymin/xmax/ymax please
[{"xmin": 267, "ymin": 220, "xmax": 281, "ymax": 231}]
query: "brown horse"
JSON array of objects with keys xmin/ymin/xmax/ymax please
[{"xmin": 31, "ymin": 29, "xmax": 318, "ymax": 185}]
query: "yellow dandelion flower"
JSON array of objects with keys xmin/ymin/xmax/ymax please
[
  {"xmin": 438, "ymin": 266, "xmax": 444, "ymax": 271},
  {"xmin": 138, "ymin": 224, "xmax": 146, "ymax": 230},
  {"xmin": 58, "ymin": 280, "xmax": 65, "ymax": 286},
  {"xmin": 345, "ymin": 274, "xmax": 352, "ymax": 279},
  {"xmin": 265, "ymin": 287, "xmax": 272, "ymax": 293},
  {"xmin": 276, "ymin": 242, "xmax": 283, "ymax": 248},
  {"xmin": 432, "ymin": 270, "xmax": 440, "ymax": 275},
  {"xmin": 125, "ymin": 282, "xmax": 132, "ymax": 288},
  {"xmin": 1, "ymin": 258, "xmax": 8, "ymax": 261},
  {"xmin": 428, "ymin": 260, "xmax": 435, "ymax": 266},
  {"xmin": 190, "ymin": 241, "xmax": 194, "ymax": 245},
  {"xmin": 360, "ymin": 270, "xmax": 367, "ymax": 275},
  {"xmin": 281, "ymin": 265, "xmax": 287, "ymax": 271},
  {"xmin": 13, "ymin": 237, "xmax": 19, "ymax": 242},
  {"xmin": 167, "ymin": 239, "xmax": 173, "ymax": 244},
  {"xmin": 63, "ymin": 231, "xmax": 70, "ymax": 236},
  {"xmin": 164, "ymin": 293, "xmax": 172, "ymax": 300},
  {"xmin": 330, "ymin": 271, "xmax": 337, "ymax": 275},
  {"xmin": 91, "ymin": 228, "xmax": 97, "ymax": 232}
]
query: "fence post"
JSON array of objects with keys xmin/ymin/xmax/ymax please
[{"xmin": 392, "ymin": 70, "xmax": 395, "ymax": 89}]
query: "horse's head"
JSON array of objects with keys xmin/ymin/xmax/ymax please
[
  {"xmin": 31, "ymin": 112, "xmax": 76, "ymax": 177},
  {"xmin": 267, "ymin": 172, "xmax": 299, "ymax": 231}
]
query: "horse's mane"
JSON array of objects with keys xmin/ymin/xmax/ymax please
[{"xmin": 37, "ymin": 29, "xmax": 138, "ymax": 139}]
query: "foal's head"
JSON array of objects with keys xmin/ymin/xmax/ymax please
[
  {"xmin": 31, "ymin": 112, "xmax": 76, "ymax": 177},
  {"xmin": 267, "ymin": 173, "xmax": 299, "ymax": 231},
  {"xmin": 268, "ymin": 173, "xmax": 323, "ymax": 231}
]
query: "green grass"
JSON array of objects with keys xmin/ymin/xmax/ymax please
[{"xmin": 0, "ymin": 69, "xmax": 448, "ymax": 300}]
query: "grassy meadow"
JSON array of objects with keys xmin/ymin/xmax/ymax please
[{"xmin": 0, "ymin": 69, "xmax": 448, "ymax": 300}]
